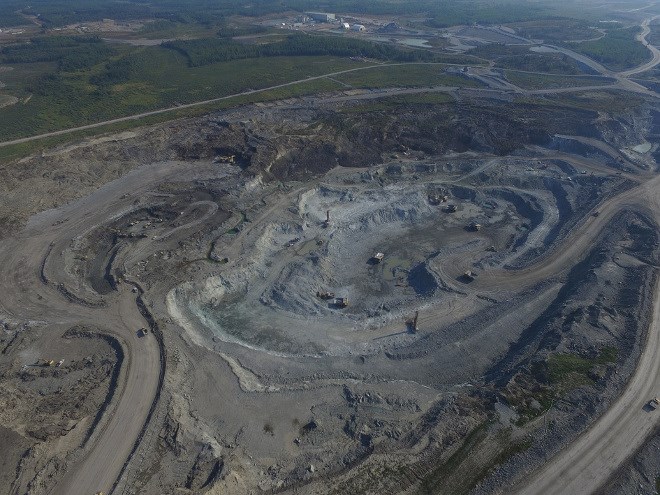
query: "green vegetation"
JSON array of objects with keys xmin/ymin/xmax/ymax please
[
  {"xmin": 416, "ymin": 422, "xmax": 490, "ymax": 495},
  {"xmin": 496, "ymin": 54, "xmax": 585, "ymax": 74},
  {"xmin": 469, "ymin": 45, "xmax": 586, "ymax": 74},
  {"xmin": 0, "ymin": 77, "xmax": 345, "ymax": 163},
  {"xmin": 0, "ymin": 22, "xmax": 484, "ymax": 142},
  {"xmin": 0, "ymin": 41, "xmax": 366, "ymax": 140},
  {"xmin": 336, "ymin": 64, "xmax": 481, "ymax": 89},
  {"xmin": 517, "ymin": 90, "xmax": 644, "ymax": 114},
  {"xmin": 427, "ymin": 2, "xmax": 549, "ymax": 28},
  {"xmin": 647, "ymin": 20, "xmax": 660, "ymax": 47},
  {"xmin": 509, "ymin": 19, "xmax": 601, "ymax": 42},
  {"xmin": 135, "ymin": 19, "xmax": 218, "ymax": 40},
  {"xmin": 341, "ymin": 92, "xmax": 455, "ymax": 113},
  {"xmin": 1, "ymin": 36, "xmax": 117, "ymax": 71},
  {"xmin": 162, "ymin": 33, "xmax": 436, "ymax": 68},
  {"xmin": 508, "ymin": 346, "xmax": 618, "ymax": 426},
  {"xmin": 0, "ymin": 10, "xmax": 29, "ymax": 27},
  {"xmin": 504, "ymin": 71, "xmax": 614, "ymax": 90},
  {"xmin": 573, "ymin": 27, "xmax": 650, "ymax": 71},
  {"xmin": 547, "ymin": 347, "xmax": 617, "ymax": 391},
  {"xmin": 414, "ymin": 423, "xmax": 533, "ymax": 495},
  {"xmin": 0, "ymin": 0, "xmax": 588, "ymax": 31}
]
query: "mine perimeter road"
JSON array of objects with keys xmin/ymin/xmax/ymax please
[
  {"xmin": 619, "ymin": 16, "xmax": 660, "ymax": 77},
  {"xmin": 0, "ymin": 162, "xmax": 188, "ymax": 495},
  {"xmin": 515, "ymin": 176, "xmax": 660, "ymax": 495},
  {"xmin": 52, "ymin": 290, "xmax": 161, "ymax": 495}
]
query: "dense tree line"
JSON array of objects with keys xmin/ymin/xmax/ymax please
[
  {"xmin": 0, "ymin": 10, "xmax": 28, "ymax": 27},
  {"xmin": 163, "ymin": 34, "xmax": 435, "ymax": 67},
  {"xmin": 0, "ymin": 36, "xmax": 115, "ymax": 71},
  {"xmin": 0, "ymin": 0, "xmax": 559, "ymax": 30}
]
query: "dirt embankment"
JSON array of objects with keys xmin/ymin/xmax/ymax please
[
  {"xmin": 0, "ymin": 325, "xmax": 122, "ymax": 495},
  {"xmin": 1, "ymin": 93, "xmax": 647, "ymax": 239}
]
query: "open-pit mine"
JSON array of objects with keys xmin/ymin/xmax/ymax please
[{"xmin": 1, "ymin": 10, "xmax": 660, "ymax": 495}]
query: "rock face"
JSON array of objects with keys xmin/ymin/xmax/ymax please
[{"xmin": 186, "ymin": 445, "xmax": 225, "ymax": 490}]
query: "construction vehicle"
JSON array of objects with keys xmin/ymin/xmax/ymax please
[
  {"xmin": 428, "ymin": 195, "xmax": 440, "ymax": 205},
  {"xmin": 138, "ymin": 327, "xmax": 149, "ymax": 337},
  {"xmin": 406, "ymin": 311, "xmax": 419, "ymax": 333},
  {"xmin": 372, "ymin": 252, "xmax": 385, "ymax": 263},
  {"xmin": 467, "ymin": 222, "xmax": 482, "ymax": 231},
  {"xmin": 316, "ymin": 291, "xmax": 335, "ymax": 299},
  {"xmin": 215, "ymin": 154, "xmax": 235, "ymax": 164},
  {"xmin": 463, "ymin": 270, "xmax": 476, "ymax": 282},
  {"xmin": 650, "ymin": 397, "xmax": 660, "ymax": 410},
  {"xmin": 445, "ymin": 204, "xmax": 457, "ymax": 213},
  {"xmin": 334, "ymin": 297, "xmax": 349, "ymax": 308}
]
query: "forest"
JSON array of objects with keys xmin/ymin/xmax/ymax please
[
  {"xmin": 0, "ymin": 36, "xmax": 116, "ymax": 72},
  {"xmin": 0, "ymin": 0, "xmax": 572, "ymax": 29},
  {"xmin": 162, "ymin": 34, "xmax": 435, "ymax": 68}
]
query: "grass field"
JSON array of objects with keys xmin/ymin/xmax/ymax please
[
  {"xmin": 572, "ymin": 26, "xmax": 650, "ymax": 71},
  {"xmin": 517, "ymin": 89, "xmax": 644, "ymax": 114},
  {"xmin": 507, "ymin": 19, "xmax": 602, "ymax": 43},
  {"xmin": 469, "ymin": 45, "xmax": 588, "ymax": 74},
  {"xmin": 504, "ymin": 71, "xmax": 615, "ymax": 90},
  {"xmin": 0, "ymin": 77, "xmax": 347, "ymax": 162},
  {"xmin": 335, "ymin": 64, "xmax": 483, "ymax": 89},
  {"xmin": 0, "ymin": 47, "xmax": 369, "ymax": 140},
  {"xmin": 341, "ymin": 92, "xmax": 455, "ymax": 113}
]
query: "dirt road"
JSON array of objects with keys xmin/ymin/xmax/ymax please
[
  {"xmin": 53, "ymin": 291, "xmax": 160, "ymax": 495},
  {"xmin": 514, "ymin": 177, "xmax": 660, "ymax": 494},
  {"xmin": 0, "ymin": 27, "xmax": 657, "ymax": 493},
  {"xmin": 619, "ymin": 17, "xmax": 660, "ymax": 77},
  {"xmin": 0, "ymin": 162, "xmax": 201, "ymax": 494}
]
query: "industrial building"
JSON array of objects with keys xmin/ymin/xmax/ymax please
[
  {"xmin": 351, "ymin": 24, "xmax": 366, "ymax": 32},
  {"xmin": 306, "ymin": 12, "xmax": 336, "ymax": 22}
]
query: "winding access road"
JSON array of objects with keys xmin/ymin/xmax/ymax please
[
  {"xmin": 513, "ymin": 18, "xmax": 660, "ymax": 493},
  {"xmin": 514, "ymin": 177, "xmax": 660, "ymax": 495},
  {"xmin": 0, "ymin": 162, "xmax": 197, "ymax": 494},
  {"xmin": 0, "ymin": 16, "xmax": 658, "ymax": 495}
]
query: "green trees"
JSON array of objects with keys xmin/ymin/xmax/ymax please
[
  {"xmin": 1, "ymin": 36, "xmax": 115, "ymax": 71},
  {"xmin": 163, "ymin": 33, "xmax": 435, "ymax": 68},
  {"xmin": 575, "ymin": 27, "xmax": 650, "ymax": 70}
]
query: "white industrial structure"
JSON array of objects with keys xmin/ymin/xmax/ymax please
[
  {"xmin": 351, "ymin": 24, "xmax": 366, "ymax": 32},
  {"xmin": 306, "ymin": 12, "xmax": 336, "ymax": 22}
]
